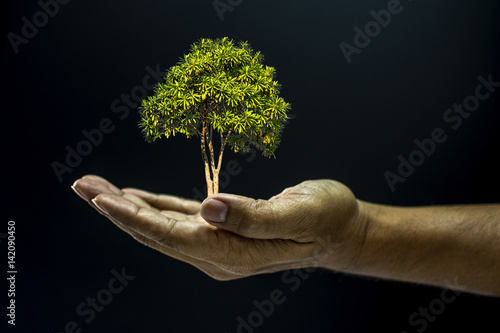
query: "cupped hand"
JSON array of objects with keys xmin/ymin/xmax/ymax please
[{"xmin": 71, "ymin": 175, "xmax": 366, "ymax": 280}]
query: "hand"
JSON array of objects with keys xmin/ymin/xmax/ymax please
[{"xmin": 71, "ymin": 175, "xmax": 366, "ymax": 280}]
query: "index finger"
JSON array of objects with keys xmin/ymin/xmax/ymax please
[{"xmin": 93, "ymin": 192, "xmax": 215, "ymax": 256}]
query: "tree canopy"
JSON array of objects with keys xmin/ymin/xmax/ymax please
[
  {"xmin": 138, "ymin": 37, "xmax": 291, "ymax": 195},
  {"xmin": 139, "ymin": 37, "xmax": 290, "ymax": 155}
]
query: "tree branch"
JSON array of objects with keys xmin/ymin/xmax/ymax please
[
  {"xmin": 217, "ymin": 130, "xmax": 232, "ymax": 172},
  {"xmin": 192, "ymin": 125, "xmax": 202, "ymax": 137},
  {"xmin": 208, "ymin": 124, "xmax": 216, "ymax": 176}
]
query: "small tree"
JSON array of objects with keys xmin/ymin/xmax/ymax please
[{"xmin": 139, "ymin": 37, "xmax": 291, "ymax": 196}]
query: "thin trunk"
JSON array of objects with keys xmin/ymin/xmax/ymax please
[
  {"xmin": 211, "ymin": 131, "xmax": 232, "ymax": 195},
  {"xmin": 200, "ymin": 119, "xmax": 214, "ymax": 196},
  {"xmin": 200, "ymin": 116, "xmax": 232, "ymax": 196},
  {"xmin": 208, "ymin": 126, "xmax": 216, "ymax": 179},
  {"xmin": 213, "ymin": 169, "xmax": 219, "ymax": 195},
  {"xmin": 217, "ymin": 131, "xmax": 231, "ymax": 172},
  {"xmin": 207, "ymin": 126, "xmax": 219, "ymax": 195}
]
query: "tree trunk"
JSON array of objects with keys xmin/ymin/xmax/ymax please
[
  {"xmin": 212, "ymin": 168, "xmax": 219, "ymax": 195},
  {"xmin": 208, "ymin": 126, "xmax": 217, "ymax": 194},
  {"xmin": 200, "ymin": 120, "xmax": 230, "ymax": 197},
  {"xmin": 201, "ymin": 120, "xmax": 214, "ymax": 196}
]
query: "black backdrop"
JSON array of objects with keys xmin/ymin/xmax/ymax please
[{"xmin": 2, "ymin": 0, "xmax": 500, "ymax": 332}]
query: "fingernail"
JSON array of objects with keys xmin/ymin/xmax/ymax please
[
  {"xmin": 71, "ymin": 184, "xmax": 85, "ymax": 199},
  {"xmin": 92, "ymin": 198, "xmax": 109, "ymax": 215},
  {"xmin": 201, "ymin": 199, "xmax": 228, "ymax": 223}
]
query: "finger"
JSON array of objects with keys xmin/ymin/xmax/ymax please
[
  {"xmin": 157, "ymin": 210, "xmax": 201, "ymax": 222},
  {"xmin": 73, "ymin": 176, "xmax": 157, "ymax": 216},
  {"xmin": 199, "ymin": 192, "xmax": 315, "ymax": 240},
  {"xmin": 73, "ymin": 175, "xmax": 200, "ymax": 224},
  {"xmin": 122, "ymin": 188, "xmax": 201, "ymax": 214},
  {"xmin": 72, "ymin": 175, "xmax": 123, "ymax": 202},
  {"xmin": 93, "ymin": 193, "xmax": 211, "ymax": 255},
  {"xmin": 91, "ymin": 201, "xmax": 244, "ymax": 281}
]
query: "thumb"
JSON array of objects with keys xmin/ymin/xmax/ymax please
[{"xmin": 200, "ymin": 192, "xmax": 310, "ymax": 240}]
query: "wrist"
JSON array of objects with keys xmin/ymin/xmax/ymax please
[
  {"xmin": 341, "ymin": 200, "xmax": 379, "ymax": 274},
  {"xmin": 319, "ymin": 198, "xmax": 372, "ymax": 273}
]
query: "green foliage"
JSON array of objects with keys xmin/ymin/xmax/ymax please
[{"xmin": 138, "ymin": 37, "xmax": 291, "ymax": 156}]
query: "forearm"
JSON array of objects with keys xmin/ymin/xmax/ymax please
[{"xmin": 342, "ymin": 201, "xmax": 500, "ymax": 296}]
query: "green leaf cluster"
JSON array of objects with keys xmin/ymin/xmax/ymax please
[{"xmin": 138, "ymin": 37, "xmax": 291, "ymax": 156}]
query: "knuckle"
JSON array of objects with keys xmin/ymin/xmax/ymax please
[{"xmin": 233, "ymin": 199, "xmax": 268, "ymax": 235}]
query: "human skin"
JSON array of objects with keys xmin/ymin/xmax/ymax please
[{"xmin": 71, "ymin": 175, "xmax": 500, "ymax": 297}]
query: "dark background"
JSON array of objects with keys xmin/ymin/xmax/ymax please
[{"xmin": 2, "ymin": 0, "xmax": 500, "ymax": 332}]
